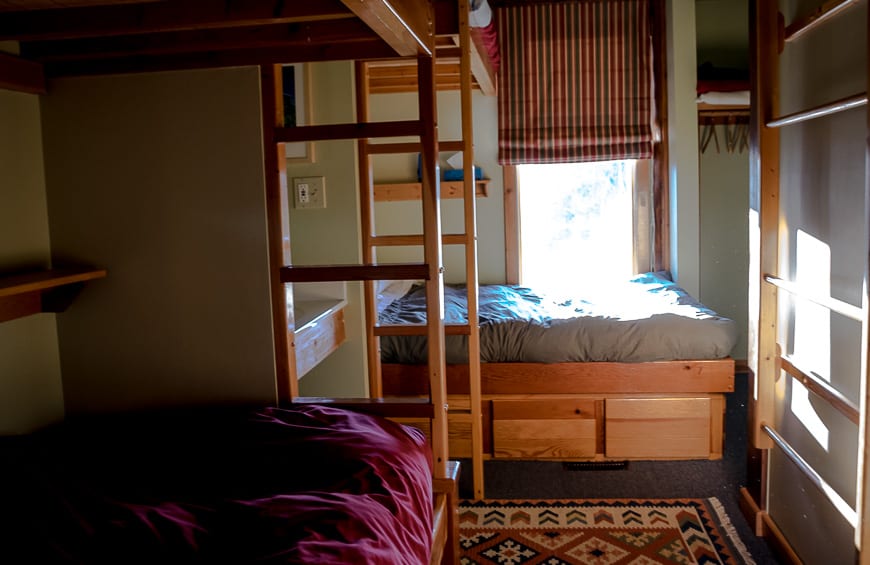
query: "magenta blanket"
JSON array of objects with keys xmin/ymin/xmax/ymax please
[{"xmin": 1, "ymin": 405, "xmax": 433, "ymax": 564}]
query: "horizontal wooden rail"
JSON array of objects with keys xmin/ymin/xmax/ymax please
[
  {"xmin": 280, "ymin": 263, "xmax": 429, "ymax": 283},
  {"xmin": 0, "ymin": 266, "xmax": 107, "ymax": 323},
  {"xmin": 371, "ymin": 234, "xmax": 470, "ymax": 247},
  {"xmin": 779, "ymin": 354, "xmax": 860, "ymax": 424},
  {"xmin": 0, "ymin": 266, "xmax": 106, "ymax": 297},
  {"xmin": 785, "ymin": 0, "xmax": 862, "ymax": 43},
  {"xmin": 366, "ymin": 140, "xmax": 465, "ymax": 154},
  {"xmin": 374, "ymin": 323, "xmax": 471, "ymax": 336},
  {"xmin": 767, "ymin": 93, "xmax": 867, "ymax": 128},
  {"xmin": 0, "ymin": 0, "xmax": 356, "ymax": 42},
  {"xmin": 291, "ymin": 396, "xmax": 435, "ymax": 418},
  {"xmin": 763, "ymin": 274, "xmax": 863, "ymax": 320},
  {"xmin": 762, "ymin": 424, "xmax": 857, "ymax": 527},
  {"xmin": 375, "ymin": 180, "xmax": 487, "ymax": 202},
  {"xmin": 276, "ymin": 120, "xmax": 422, "ymax": 143},
  {"xmin": 0, "ymin": 52, "xmax": 46, "ymax": 94}
]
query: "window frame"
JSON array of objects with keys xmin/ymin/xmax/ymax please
[{"xmin": 501, "ymin": 0, "xmax": 668, "ymax": 284}]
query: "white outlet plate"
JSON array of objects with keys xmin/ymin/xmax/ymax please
[{"xmin": 293, "ymin": 176, "xmax": 326, "ymax": 209}]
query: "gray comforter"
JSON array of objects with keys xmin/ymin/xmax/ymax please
[{"xmin": 378, "ymin": 272, "xmax": 738, "ymax": 363}]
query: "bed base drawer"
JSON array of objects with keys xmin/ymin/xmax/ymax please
[
  {"xmin": 492, "ymin": 398, "xmax": 602, "ymax": 459},
  {"xmin": 394, "ymin": 401, "xmax": 491, "ymax": 459},
  {"xmin": 605, "ymin": 397, "xmax": 718, "ymax": 459}
]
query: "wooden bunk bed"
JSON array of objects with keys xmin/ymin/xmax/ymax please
[
  {"xmin": 380, "ymin": 276, "xmax": 738, "ymax": 463},
  {"xmin": 0, "ymin": 1, "xmax": 470, "ymax": 562},
  {"xmin": 362, "ymin": 0, "xmax": 735, "ymax": 468},
  {"xmin": 353, "ymin": 0, "xmax": 495, "ymax": 499},
  {"xmin": 742, "ymin": 1, "xmax": 869, "ymax": 561}
]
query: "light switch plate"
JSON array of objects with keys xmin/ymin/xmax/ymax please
[{"xmin": 293, "ymin": 176, "xmax": 326, "ymax": 209}]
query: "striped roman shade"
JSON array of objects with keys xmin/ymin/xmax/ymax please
[{"xmin": 497, "ymin": 0, "xmax": 653, "ymax": 164}]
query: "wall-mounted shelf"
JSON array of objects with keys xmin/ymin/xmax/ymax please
[
  {"xmin": 373, "ymin": 179, "xmax": 489, "ymax": 202},
  {"xmin": 0, "ymin": 266, "xmax": 107, "ymax": 323}
]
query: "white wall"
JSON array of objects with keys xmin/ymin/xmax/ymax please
[
  {"xmin": 0, "ymin": 88, "xmax": 64, "ymax": 434},
  {"xmin": 695, "ymin": 0, "xmax": 750, "ymax": 69},
  {"xmin": 696, "ymin": 0, "xmax": 750, "ymax": 360},
  {"xmin": 40, "ymin": 68, "xmax": 278, "ymax": 413},
  {"xmin": 667, "ymin": 0, "xmax": 701, "ymax": 296},
  {"xmin": 699, "ymin": 145, "xmax": 749, "ymax": 360}
]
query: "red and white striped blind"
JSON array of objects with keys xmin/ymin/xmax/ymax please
[{"xmin": 497, "ymin": 0, "xmax": 653, "ymax": 164}]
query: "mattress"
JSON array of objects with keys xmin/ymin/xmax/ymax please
[
  {"xmin": 1, "ymin": 405, "xmax": 433, "ymax": 565},
  {"xmin": 378, "ymin": 271, "xmax": 738, "ymax": 364}
]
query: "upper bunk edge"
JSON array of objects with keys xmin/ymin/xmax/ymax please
[{"xmin": 0, "ymin": 0, "xmax": 437, "ymax": 86}]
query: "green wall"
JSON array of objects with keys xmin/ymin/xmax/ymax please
[
  {"xmin": 41, "ymin": 68, "xmax": 278, "ymax": 413},
  {"xmin": 0, "ymin": 89, "xmax": 64, "ymax": 434}
]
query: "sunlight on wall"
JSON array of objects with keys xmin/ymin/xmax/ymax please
[
  {"xmin": 790, "ymin": 229, "xmax": 832, "ymax": 451},
  {"xmin": 517, "ymin": 161, "xmax": 634, "ymax": 294}
]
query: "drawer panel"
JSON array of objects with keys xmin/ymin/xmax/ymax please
[
  {"xmin": 492, "ymin": 398, "xmax": 602, "ymax": 458},
  {"xmin": 393, "ymin": 409, "xmax": 490, "ymax": 459},
  {"xmin": 493, "ymin": 398, "xmax": 598, "ymax": 420},
  {"xmin": 494, "ymin": 418, "xmax": 596, "ymax": 459},
  {"xmin": 605, "ymin": 397, "xmax": 711, "ymax": 458}
]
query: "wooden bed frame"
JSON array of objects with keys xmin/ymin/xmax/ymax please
[
  {"xmin": 0, "ymin": 1, "xmax": 485, "ymax": 562},
  {"xmin": 384, "ymin": 358, "xmax": 736, "ymax": 461}
]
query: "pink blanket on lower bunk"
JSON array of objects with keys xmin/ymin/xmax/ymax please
[{"xmin": 1, "ymin": 405, "xmax": 433, "ymax": 564}]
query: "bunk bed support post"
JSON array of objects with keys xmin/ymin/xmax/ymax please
[
  {"xmin": 748, "ymin": 0, "xmax": 779, "ymax": 454},
  {"xmin": 354, "ymin": 59, "xmax": 384, "ymax": 399},
  {"xmin": 418, "ymin": 48, "xmax": 450, "ymax": 477},
  {"xmin": 261, "ymin": 63, "xmax": 299, "ymax": 402},
  {"xmin": 457, "ymin": 0, "xmax": 485, "ymax": 501}
]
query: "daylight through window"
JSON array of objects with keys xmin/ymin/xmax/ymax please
[{"xmin": 517, "ymin": 161, "xmax": 640, "ymax": 295}]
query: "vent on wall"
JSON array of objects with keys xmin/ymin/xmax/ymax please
[{"xmin": 562, "ymin": 461, "xmax": 629, "ymax": 472}]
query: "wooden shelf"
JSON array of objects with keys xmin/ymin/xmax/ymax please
[
  {"xmin": 0, "ymin": 266, "xmax": 106, "ymax": 323},
  {"xmin": 373, "ymin": 179, "xmax": 489, "ymax": 202}
]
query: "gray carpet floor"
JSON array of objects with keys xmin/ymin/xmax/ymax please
[{"xmin": 458, "ymin": 372, "xmax": 782, "ymax": 564}]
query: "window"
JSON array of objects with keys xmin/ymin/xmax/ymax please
[{"xmin": 505, "ymin": 160, "xmax": 655, "ymax": 290}]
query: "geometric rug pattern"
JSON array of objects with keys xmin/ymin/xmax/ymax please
[{"xmin": 459, "ymin": 498, "xmax": 756, "ymax": 565}]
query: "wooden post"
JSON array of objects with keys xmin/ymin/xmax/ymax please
[
  {"xmin": 261, "ymin": 64, "xmax": 298, "ymax": 402},
  {"xmin": 418, "ymin": 42, "xmax": 449, "ymax": 479},
  {"xmin": 748, "ymin": 0, "xmax": 779, "ymax": 452},
  {"xmin": 458, "ymin": 0, "xmax": 485, "ymax": 500}
]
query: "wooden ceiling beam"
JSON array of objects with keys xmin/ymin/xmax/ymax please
[
  {"xmin": 41, "ymin": 40, "xmax": 398, "ymax": 78},
  {"xmin": 0, "ymin": 0, "xmax": 354, "ymax": 42},
  {"xmin": 0, "ymin": 0, "xmax": 158, "ymax": 10},
  {"xmin": 23, "ymin": 19, "xmax": 385, "ymax": 62},
  {"xmin": 340, "ymin": 0, "xmax": 433, "ymax": 56},
  {"xmin": 0, "ymin": 51, "xmax": 45, "ymax": 94}
]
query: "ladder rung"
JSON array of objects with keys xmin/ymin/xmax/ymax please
[
  {"xmin": 374, "ymin": 323, "xmax": 472, "ymax": 336},
  {"xmin": 276, "ymin": 120, "xmax": 423, "ymax": 143},
  {"xmin": 371, "ymin": 233, "xmax": 469, "ymax": 247},
  {"xmin": 281, "ymin": 263, "xmax": 429, "ymax": 283},
  {"xmin": 366, "ymin": 140, "xmax": 465, "ymax": 155}
]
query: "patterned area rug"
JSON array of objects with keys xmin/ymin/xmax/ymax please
[{"xmin": 459, "ymin": 498, "xmax": 756, "ymax": 564}]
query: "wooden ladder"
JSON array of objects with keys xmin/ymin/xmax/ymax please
[
  {"xmin": 258, "ymin": 50, "xmax": 450, "ymax": 485},
  {"xmin": 355, "ymin": 0, "xmax": 485, "ymax": 500},
  {"xmin": 749, "ymin": 0, "xmax": 869, "ymax": 559}
]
